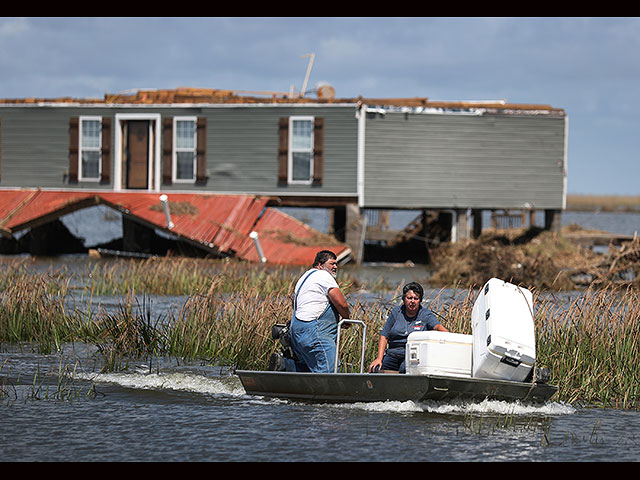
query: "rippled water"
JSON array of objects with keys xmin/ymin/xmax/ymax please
[
  {"xmin": 3, "ymin": 210, "xmax": 640, "ymax": 462},
  {"xmin": 1, "ymin": 354, "xmax": 635, "ymax": 462},
  {"xmin": 2, "ymin": 339, "xmax": 639, "ymax": 462}
]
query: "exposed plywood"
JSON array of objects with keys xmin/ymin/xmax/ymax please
[{"xmin": 0, "ymin": 86, "xmax": 565, "ymax": 115}]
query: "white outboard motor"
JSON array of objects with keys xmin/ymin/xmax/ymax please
[{"xmin": 471, "ymin": 278, "xmax": 536, "ymax": 382}]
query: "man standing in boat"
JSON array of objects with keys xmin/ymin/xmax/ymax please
[{"xmin": 270, "ymin": 250, "xmax": 350, "ymax": 373}]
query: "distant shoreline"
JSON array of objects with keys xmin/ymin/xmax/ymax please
[{"xmin": 566, "ymin": 194, "xmax": 640, "ymax": 212}]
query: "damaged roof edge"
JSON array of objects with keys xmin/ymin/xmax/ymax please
[{"xmin": 0, "ymin": 87, "xmax": 565, "ymax": 114}]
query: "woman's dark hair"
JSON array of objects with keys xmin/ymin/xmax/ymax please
[
  {"xmin": 313, "ymin": 250, "xmax": 337, "ymax": 267},
  {"xmin": 402, "ymin": 281, "xmax": 424, "ymax": 301}
]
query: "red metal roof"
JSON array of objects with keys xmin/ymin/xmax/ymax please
[
  {"xmin": 0, "ymin": 189, "xmax": 351, "ymax": 265},
  {"xmin": 236, "ymin": 206, "xmax": 352, "ymax": 266},
  {"xmin": 0, "ymin": 190, "xmax": 101, "ymax": 232}
]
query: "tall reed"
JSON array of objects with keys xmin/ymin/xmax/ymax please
[
  {"xmin": 0, "ymin": 274, "xmax": 73, "ymax": 354},
  {"xmin": 81, "ymin": 258, "xmax": 305, "ymax": 296},
  {"xmin": 3, "ymin": 262, "xmax": 640, "ymax": 409},
  {"xmin": 165, "ymin": 287, "xmax": 293, "ymax": 368},
  {"xmin": 534, "ymin": 285, "xmax": 640, "ymax": 409}
]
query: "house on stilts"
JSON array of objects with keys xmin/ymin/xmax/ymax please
[{"xmin": 0, "ymin": 86, "xmax": 567, "ymax": 264}]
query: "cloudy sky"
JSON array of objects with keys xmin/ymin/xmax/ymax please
[{"xmin": 1, "ymin": 17, "xmax": 638, "ymax": 196}]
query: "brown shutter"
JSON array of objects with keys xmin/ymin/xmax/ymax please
[
  {"xmin": 68, "ymin": 117, "xmax": 79, "ymax": 183},
  {"xmin": 195, "ymin": 117, "xmax": 207, "ymax": 185},
  {"xmin": 312, "ymin": 117, "xmax": 324, "ymax": 185},
  {"xmin": 0, "ymin": 117, "xmax": 2, "ymax": 183},
  {"xmin": 100, "ymin": 117, "xmax": 111, "ymax": 184},
  {"xmin": 162, "ymin": 117, "xmax": 173, "ymax": 185},
  {"xmin": 278, "ymin": 117, "xmax": 289, "ymax": 184}
]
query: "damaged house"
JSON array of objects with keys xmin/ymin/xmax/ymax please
[{"xmin": 0, "ymin": 87, "xmax": 567, "ymax": 264}]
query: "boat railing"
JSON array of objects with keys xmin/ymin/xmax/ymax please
[{"xmin": 334, "ymin": 319, "xmax": 367, "ymax": 373}]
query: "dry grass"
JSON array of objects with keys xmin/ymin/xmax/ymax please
[
  {"xmin": 566, "ymin": 194, "xmax": 640, "ymax": 212},
  {"xmin": 2, "ymin": 254, "xmax": 640, "ymax": 409}
]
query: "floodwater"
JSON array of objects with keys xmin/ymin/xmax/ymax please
[
  {"xmin": 1, "ymin": 344, "xmax": 637, "ymax": 462},
  {"xmin": 2, "ymin": 210, "xmax": 640, "ymax": 462}
]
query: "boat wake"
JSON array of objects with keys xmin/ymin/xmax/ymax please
[
  {"xmin": 72, "ymin": 369, "xmax": 574, "ymax": 417},
  {"xmin": 335, "ymin": 397, "xmax": 575, "ymax": 416},
  {"xmin": 74, "ymin": 369, "xmax": 246, "ymax": 398}
]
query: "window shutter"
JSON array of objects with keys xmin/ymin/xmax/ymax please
[
  {"xmin": 278, "ymin": 117, "xmax": 289, "ymax": 184},
  {"xmin": 100, "ymin": 117, "xmax": 111, "ymax": 184},
  {"xmin": 195, "ymin": 117, "xmax": 207, "ymax": 185},
  {"xmin": 68, "ymin": 117, "xmax": 79, "ymax": 183},
  {"xmin": 162, "ymin": 117, "xmax": 173, "ymax": 185},
  {"xmin": 313, "ymin": 117, "xmax": 324, "ymax": 185},
  {"xmin": 0, "ymin": 117, "xmax": 2, "ymax": 183}
]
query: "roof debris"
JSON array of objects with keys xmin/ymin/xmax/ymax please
[{"xmin": 0, "ymin": 86, "xmax": 564, "ymax": 115}]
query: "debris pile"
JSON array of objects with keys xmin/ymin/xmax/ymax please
[{"xmin": 429, "ymin": 226, "xmax": 640, "ymax": 291}]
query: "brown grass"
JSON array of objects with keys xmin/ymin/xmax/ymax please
[
  {"xmin": 566, "ymin": 194, "xmax": 640, "ymax": 212},
  {"xmin": 3, "ymin": 262, "xmax": 640, "ymax": 408}
]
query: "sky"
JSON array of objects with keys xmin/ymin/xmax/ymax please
[{"xmin": 1, "ymin": 17, "xmax": 638, "ymax": 196}]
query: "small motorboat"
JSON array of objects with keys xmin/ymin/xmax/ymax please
[
  {"xmin": 237, "ymin": 317, "xmax": 558, "ymax": 405},
  {"xmin": 236, "ymin": 369, "xmax": 557, "ymax": 404}
]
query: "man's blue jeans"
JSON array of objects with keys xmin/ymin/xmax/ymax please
[{"xmin": 288, "ymin": 304, "xmax": 339, "ymax": 373}]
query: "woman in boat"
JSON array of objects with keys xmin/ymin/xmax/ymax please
[
  {"xmin": 368, "ymin": 281, "xmax": 448, "ymax": 374},
  {"xmin": 277, "ymin": 250, "xmax": 350, "ymax": 373}
]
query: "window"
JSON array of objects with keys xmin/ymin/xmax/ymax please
[
  {"xmin": 173, "ymin": 117, "xmax": 197, "ymax": 182},
  {"xmin": 289, "ymin": 116, "xmax": 314, "ymax": 184},
  {"xmin": 69, "ymin": 116, "xmax": 111, "ymax": 184},
  {"xmin": 79, "ymin": 116, "xmax": 102, "ymax": 181},
  {"xmin": 278, "ymin": 116, "xmax": 323, "ymax": 186}
]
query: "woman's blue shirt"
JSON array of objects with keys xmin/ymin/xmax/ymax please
[{"xmin": 380, "ymin": 305, "xmax": 441, "ymax": 349}]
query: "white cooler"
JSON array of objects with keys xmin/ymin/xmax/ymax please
[
  {"xmin": 471, "ymin": 278, "xmax": 536, "ymax": 382},
  {"xmin": 405, "ymin": 331, "xmax": 472, "ymax": 377}
]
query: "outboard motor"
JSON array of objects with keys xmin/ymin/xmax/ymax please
[
  {"xmin": 525, "ymin": 366, "xmax": 551, "ymax": 384},
  {"xmin": 271, "ymin": 323, "xmax": 297, "ymax": 361}
]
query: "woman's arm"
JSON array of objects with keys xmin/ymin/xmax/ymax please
[{"xmin": 368, "ymin": 335, "xmax": 388, "ymax": 372}]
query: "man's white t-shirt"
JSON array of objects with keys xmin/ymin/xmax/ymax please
[{"xmin": 294, "ymin": 268, "xmax": 339, "ymax": 321}]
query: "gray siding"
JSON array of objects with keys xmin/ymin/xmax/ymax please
[
  {"xmin": 1, "ymin": 103, "xmax": 567, "ymax": 211},
  {"xmin": 1, "ymin": 107, "xmax": 85, "ymax": 188},
  {"xmin": 0, "ymin": 105, "xmax": 359, "ymax": 195},
  {"xmin": 202, "ymin": 106, "xmax": 357, "ymax": 195},
  {"xmin": 363, "ymin": 111, "xmax": 567, "ymax": 210}
]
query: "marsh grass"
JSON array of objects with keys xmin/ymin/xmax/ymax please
[
  {"xmin": 566, "ymin": 194, "xmax": 640, "ymax": 212},
  {"xmin": 0, "ymin": 358, "xmax": 98, "ymax": 403},
  {"xmin": 3, "ymin": 260, "xmax": 640, "ymax": 409},
  {"xmin": 93, "ymin": 293, "xmax": 168, "ymax": 372},
  {"xmin": 0, "ymin": 275, "xmax": 73, "ymax": 354},
  {"xmin": 535, "ymin": 285, "xmax": 640, "ymax": 409},
  {"xmin": 81, "ymin": 258, "xmax": 307, "ymax": 296},
  {"xmin": 460, "ymin": 410, "xmax": 553, "ymax": 439}
]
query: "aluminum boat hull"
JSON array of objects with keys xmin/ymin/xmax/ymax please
[{"xmin": 236, "ymin": 370, "xmax": 558, "ymax": 404}]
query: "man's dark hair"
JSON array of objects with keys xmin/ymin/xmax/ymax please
[
  {"xmin": 313, "ymin": 250, "xmax": 337, "ymax": 267},
  {"xmin": 402, "ymin": 281, "xmax": 424, "ymax": 301}
]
